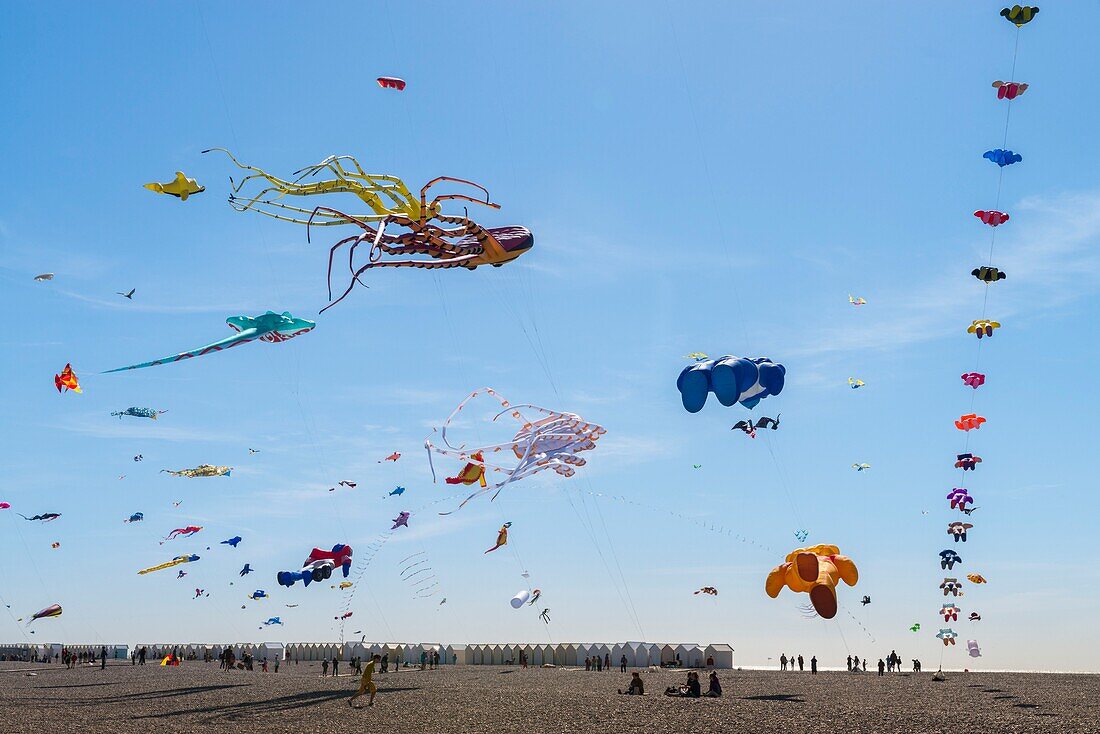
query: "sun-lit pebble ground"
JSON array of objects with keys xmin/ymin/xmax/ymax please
[{"xmin": 5, "ymin": 661, "xmax": 1097, "ymax": 734}]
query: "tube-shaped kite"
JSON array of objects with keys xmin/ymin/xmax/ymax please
[
  {"xmin": 163, "ymin": 526, "xmax": 202, "ymax": 542},
  {"xmin": 765, "ymin": 544, "xmax": 858, "ymax": 619},
  {"xmin": 104, "ymin": 311, "xmax": 315, "ymax": 373},
  {"xmin": 510, "ymin": 589, "xmax": 531, "ymax": 609},
  {"xmin": 967, "ymin": 640, "xmax": 982, "ymax": 657},
  {"xmin": 677, "ymin": 356, "xmax": 786, "ymax": 413},
  {"xmin": 162, "ymin": 465, "xmax": 231, "ymax": 478},
  {"xmin": 29, "ymin": 604, "xmax": 62, "ymax": 622},
  {"xmin": 112, "ymin": 407, "xmax": 166, "ymax": 420},
  {"xmin": 138, "ymin": 554, "xmax": 200, "ymax": 575}
]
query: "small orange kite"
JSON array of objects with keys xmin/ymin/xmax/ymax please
[{"xmin": 54, "ymin": 363, "xmax": 82, "ymax": 393}]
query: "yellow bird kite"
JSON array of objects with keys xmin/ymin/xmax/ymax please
[
  {"xmin": 848, "ymin": 377, "xmax": 865, "ymax": 389},
  {"xmin": 848, "ymin": 295, "xmax": 867, "ymax": 306}
]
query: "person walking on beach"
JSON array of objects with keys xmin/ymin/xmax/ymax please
[
  {"xmin": 877, "ymin": 659, "xmax": 885, "ymax": 676},
  {"xmin": 846, "ymin": 655, "xmax": 852, "ymax": 671},
  {"xmin": 101, "ymin": 646, "xmax": 107, "ymax": 670},
  {"xmin": 605, "ymin": 653, "xmax": 611, "ymax": 672},
  {"xmin": 810, "ymin": 656, "xmax": 817, "ymax": 675},
  {"xmin": 349, "ymin": 654, "xmax": 381, "ymax": 708},
  {"xmin": 620, "ymin": 654, "xmax": 628, "ymax": 673},
  {"xmin": 862, "ymin": 659, "xmax": 867, "ymax": 672},
  {"xmin": 852, "ymin": 655, "xmax": 860, "ymax": 672},
  {"xmin": 797, "ymin": 654, "xmax": 804, "ymax": 672},
  {"xmin": 381, "ymin": 653, "xmax": 388, "ymax": 673},
  {"xmin": 780, "ymin": 654, "xmax": 787, "ymax": 671},
  {"xmin": 322, "ymin": 659, "xmax": 329, "ymax": 677},
  {"xmin": 333, "ymin": 657, "xmax": 340, "ymax": 677},
  {"xmin": 139, "ymin": 646, "xmax": 146, "ymax": 666}
]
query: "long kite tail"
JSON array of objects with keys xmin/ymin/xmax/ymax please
[{"xmin": 102, "ymin": 330, "xmax": 258, "ymax": 373}]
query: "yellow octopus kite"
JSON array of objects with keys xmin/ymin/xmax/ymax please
[{"xmin": 765, "ymin": 544, "xmax": 859, "ymax": 619}]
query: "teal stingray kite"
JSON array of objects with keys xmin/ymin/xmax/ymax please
[
  {"xmin": 112, "ymin": 407, "xmax": 166, "ymax": 420},
  {"xmin": 104, "ymin": 311, "xmax": 315, "ymax": 372}
]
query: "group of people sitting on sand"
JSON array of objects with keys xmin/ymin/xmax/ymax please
[{"xmin": 615, "ymin": 670, "xmax": 722, "ymax": 698}]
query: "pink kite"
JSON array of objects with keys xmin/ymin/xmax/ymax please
[
  {"xmin": 947, "ymin": 488, "xmax": 974, "ymax": 511},
  {"xmin": 992, "ymin": 81, "xmax": 1028, "ymax": 100},
  {"xmin": 0, "ymin": 502, "xmax": 9, "ymax": 510},
  {"xmin": 974, "ymin": 210, "xmax": 1010, "ymax": 227},
  {"xmin": 954, "ymin": 413, "xmax": 986, "ymax": 432},
  {"xmin": 376, "ymin": 77, "xmax": 406, "ymax": 91},
  {"xmin": 162, "ymin": 525, "xmax": 203, "ymax": 543},
  {"xmin": 961, "ymin": 372, "xmax": 985, "ymax": 389}
]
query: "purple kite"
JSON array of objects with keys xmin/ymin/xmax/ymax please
[{"xmin": 391, "ymin": 512, "xmax": 410, "ymax": 530}]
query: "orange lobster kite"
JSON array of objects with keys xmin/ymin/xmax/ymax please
[{"xmin": 307, "ymin": 176, "xmax": 533, "ymax": 311}]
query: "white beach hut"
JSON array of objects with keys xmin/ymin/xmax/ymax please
[{"xmin": 705, "ymin": 644, "xmax": 734, "ymax": 669}]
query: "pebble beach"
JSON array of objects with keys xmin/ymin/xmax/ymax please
[{"xmin": 5, "ymin": 661, "xmax": 1097, "ymax": 734}]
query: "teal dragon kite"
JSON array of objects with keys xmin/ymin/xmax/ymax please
[
  {"xmin": 104, "ymin": 311, "xmax": 315, "ymax": 372},
  {"xmin": 112, "ymin": 407, "xmax": 166, "ymax": 420}
]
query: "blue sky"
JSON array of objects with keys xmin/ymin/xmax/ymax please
[{"xmin": 1, "ymin": 2, "xmax": 1098, "ymax": 671}]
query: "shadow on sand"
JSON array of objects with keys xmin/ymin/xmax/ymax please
[{"xmin": 130, "ymin": 687, "xmax": 422, "ymax": 720}]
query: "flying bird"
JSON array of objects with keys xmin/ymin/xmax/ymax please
[
  {"xmin": 240, "ymin": 564, "xmax": 253, "ymax": 576},
  {"xmin": 116, "ymin": 288, "xmax": 136, "ymax": 300},
  {"xmin": 851, "ymin": 463, "xmax": 871, "ymax": 472}
]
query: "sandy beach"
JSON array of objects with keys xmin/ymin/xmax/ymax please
[{"xmin": 4, "ymin": 661, "xmax": 1096, "ymax": 734}]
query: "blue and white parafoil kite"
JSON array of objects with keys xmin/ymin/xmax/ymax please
[{"xmin": 677, "ymin": 356, "xmax": 786, "ymax": 413}]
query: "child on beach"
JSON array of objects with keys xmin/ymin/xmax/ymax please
[
  {"xmin": 618, "ymin": 672, "xmax": 645, "ymax": 695},
  {"xmin": 350, "ymin": 654, "xmax": 381, "ymax": 708}
]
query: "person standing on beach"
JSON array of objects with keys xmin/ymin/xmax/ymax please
[
  {"xmin": 852, "ymin": 655, "xmax": 860, "ymax": 672},
  {"xmin": 139, "ymin": 646, "xmax": 146, "ymax": 666},
  {"xmin": 797, "ymin": 655, "xmax": 804, "ymax": 672},
  {"xmin": 322, "ymin": 659, "xmax": 329, "ymax": 677},
  {"xmin": 810, "ymin": 656, "xmax": 817, "ymax": 674},
  {"xmin": 862, "ymin": 659, "xmax": 867, "ymax": 672},
  {"xmin": 877, "ymin": 659, "xmax": 885, "ymax": 676},
  {"xmin": 846, "ymin": 655, "xmax": 851, "ymax": 671},
  {"xmin": 381, "ymin": 653, "xmax": 388, "ymax": 673},
  {"xmin": 585, "ymin": 657, "xmax": 591, "ymax": 671},
  {"xmin": 620, "ymin": 654, "xmax": 628, "ymax": 673},
  {"xmin": 333, "ymin": 657, "xmax": 340, "ymax": 677},
  {"xmin": 349, "ymin": 654, "xmax": 381, "ymax": 708},
  {"xmin": 780, "ymin": 654, "xmax": 787, "ymax": 671},
  {"xmin": 596, "ymin": 655, "xmax": 602, "ymax": 672},
  {"xmin": 605, "ymin": 653, "xmax": 611, "ymax": 672},
  {"xmin": 100, "ymin": 646, "xmax": 107, "ymax": 670}
]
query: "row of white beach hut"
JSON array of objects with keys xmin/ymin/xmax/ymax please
[{"xmin": 2, "ymin": 641, "xmax": 734, "ymax": 669}]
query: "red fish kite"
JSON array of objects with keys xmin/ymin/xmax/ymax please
[
  {"xmin": 54, "ymin": 363, "xmax": 82, "ymax": 393},
  {"xmin": 381, "ymin": 452, "xmax": 401, "ymax": 463}
]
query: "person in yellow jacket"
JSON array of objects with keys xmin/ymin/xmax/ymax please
[{"xmin": 350, "ymin": 654, "xmax": 382, "ymax": 708}]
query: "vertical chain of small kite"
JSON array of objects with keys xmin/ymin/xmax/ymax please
[{"xmin": 940, "ymin": 10, "xmax": 1031, "ymax": 671}]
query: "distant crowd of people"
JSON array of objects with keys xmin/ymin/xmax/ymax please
[{"xmin": 775, "ymin": 651, "xmax": 922, "ymax": 674}]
